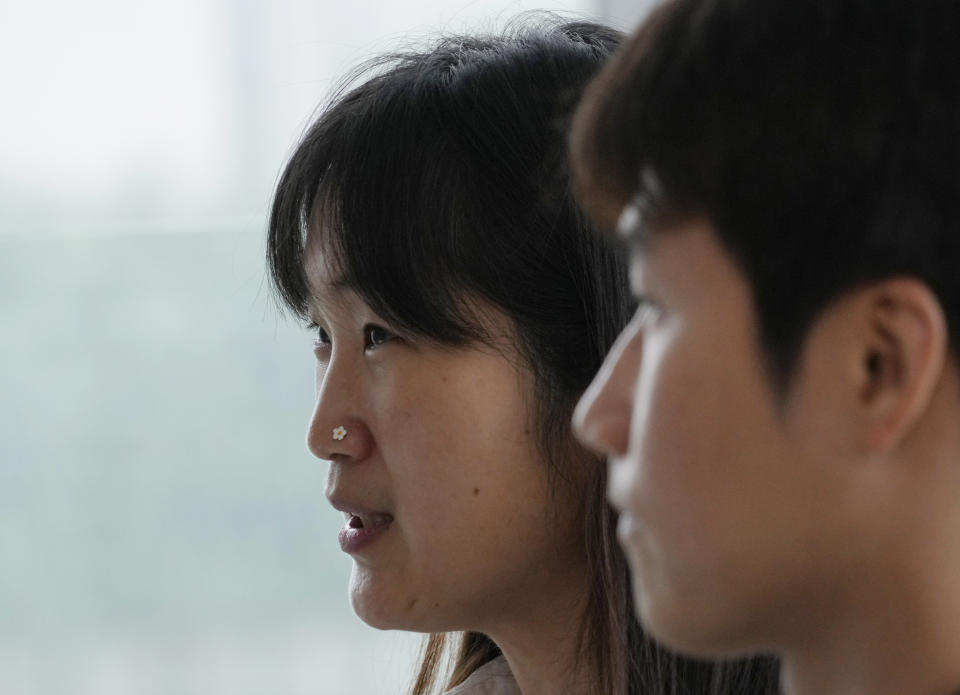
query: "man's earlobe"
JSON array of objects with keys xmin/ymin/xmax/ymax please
[{"xmin": 859, "ymin": 279, "xmax": 947, "ymax": 454}]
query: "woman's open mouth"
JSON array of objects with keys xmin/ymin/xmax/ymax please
[{"xmin": 338, "ymin": 512, "xmax": 394, "ymax": 553}]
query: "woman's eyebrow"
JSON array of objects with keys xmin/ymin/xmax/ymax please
[
  {"xmin": 307, "ymin": 278, "xmax": 363, "ymax": 319},
  {"xmin": 309, "ymin": 276, "xmax": 351, "ymax": 301}
]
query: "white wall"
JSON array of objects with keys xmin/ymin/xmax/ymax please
[
  {"xmin": 597, "ymin": 0, "xmax": 662, "ymax": 30},
  {"xmin": 0, "ymin": 0, "xmax": 606, "ymax": 240}
]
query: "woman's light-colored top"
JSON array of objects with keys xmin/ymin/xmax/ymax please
[{"xmin": 444, "ymin": 656, "xmax": 520, "ymax": 695}]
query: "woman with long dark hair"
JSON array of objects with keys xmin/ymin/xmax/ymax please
[{"xmin": 268, "ymin": 16, "xmax": 778, "ymax": 694}]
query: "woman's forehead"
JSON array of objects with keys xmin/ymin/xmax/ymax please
[{"xmin": 304, "ymin": 226, "xmax": 346, "ymax": 279}]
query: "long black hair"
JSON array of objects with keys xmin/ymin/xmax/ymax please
[{"xmin": 268, "ymin": 15, "xmax": 779, "ymax": 695}]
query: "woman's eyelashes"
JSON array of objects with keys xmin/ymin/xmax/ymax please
[
  {"xmin": 306, "ymin": 321, "xmax": 398, "ymax": 353},
  {"xmin": 363, "ymin": 323, "xmax": 398, "ymax": 350},
  {"xmin": 308, "ymin": 322, "xmax": 331, "ymax": 351}
]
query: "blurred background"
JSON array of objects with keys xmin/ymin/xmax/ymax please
[{"xmin": 0, "ymin": 1, "xmax": 655, "ymax": 693}]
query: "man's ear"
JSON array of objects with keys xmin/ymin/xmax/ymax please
[{"xmin": 856, "ymin": 278, "xmax": 947, "ymax": 454}]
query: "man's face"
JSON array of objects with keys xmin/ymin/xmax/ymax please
[{"xmin": 574, "ymin": 216, "xmax": 859, "ymax": 655}]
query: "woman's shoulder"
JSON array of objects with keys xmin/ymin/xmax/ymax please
[{"xmin": 444, "ymin": 656, "xmax": 520, "ymax": 695}]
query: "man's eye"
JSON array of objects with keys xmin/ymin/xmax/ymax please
[{"xmin": 364, "ymin": 324, "xmax": 395, "ymax": 350}]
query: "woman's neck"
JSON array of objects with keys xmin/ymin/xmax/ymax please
[{"xmin": 483, "ymin": 562, "xmax": 598, "ymax": 695}]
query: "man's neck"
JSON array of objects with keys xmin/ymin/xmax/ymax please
[{"xmin": 780, "ymin": 521, "xmax": 960, "ymax": 695}]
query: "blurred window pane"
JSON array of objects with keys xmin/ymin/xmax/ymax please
[{"xmin": 1, "ymin": 2, "xmax": 605, "ymax": 693}]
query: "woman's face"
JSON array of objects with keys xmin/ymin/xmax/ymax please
[{"xmin": 303, "ymin": 241, "xmax": 586, "ymax": 633}]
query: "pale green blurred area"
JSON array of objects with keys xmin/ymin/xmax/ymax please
[
  {"xmin": 0, "ymin": 0, "xmax": 654, "ymax": 692},
  {"xmin": 0, "ymin": 225, "xmax": 421, "ymax": 693}
]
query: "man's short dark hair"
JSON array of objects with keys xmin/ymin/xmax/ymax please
[{"xmin": 570, "ymin": 0, "xmax": 960, "ymax": 387}]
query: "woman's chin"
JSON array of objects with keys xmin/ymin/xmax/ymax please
[
  {"xmin": 350, "ymin": 582, "xmax": 413, "ymax": 630},
  {"xmin": 353, "ymin": 609, "xmax": 398, "ymax": 630},
  {"xmin": 350, "ymin": 585, "xmax": 454, "ymax": 633},
  {"xmin": 352, "ymin": 603, "xmax": 432, "ymax": 632}
]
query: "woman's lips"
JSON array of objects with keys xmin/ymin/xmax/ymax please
[{"xmin": 338, "ymin": 513, "xmax": 394, "ymax": 553}]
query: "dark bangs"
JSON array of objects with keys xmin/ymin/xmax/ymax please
[
  {"xmin": 269, "ymin": 20, "xmax": 626, "ymax": 368},
  {"xmin": 270, "ymin": 49, "xmax": 492, "ymax": 344}
]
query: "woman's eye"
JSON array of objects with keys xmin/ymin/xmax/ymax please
[
  {"xmin": 364, "ymin": 324, "xmax": 395, "ymax": 350},
  {"xmin": 309, "ymin": 323, "xmax": 331, "ymax": 349}
]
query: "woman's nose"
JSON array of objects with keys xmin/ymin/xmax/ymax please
[
  {"xmin": 306, "ymin": 358, "xmax": 373, "ymax": 462},
  {"xmin": 573, "ymin": 323, "xmax": 641, "ymax": 458}
]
